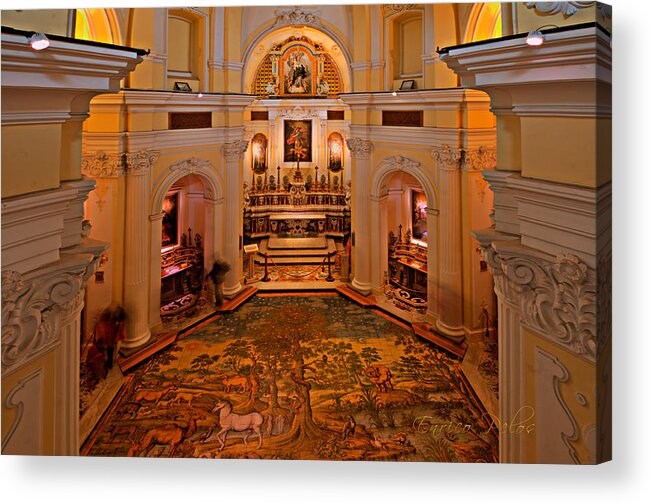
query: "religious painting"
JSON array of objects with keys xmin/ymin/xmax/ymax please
[
  {"xmin": 161, "ymin": 191, "xmax": 179, "ymax": 248},
  {"xmin": 281, "ymin": 47, "xmax": 314, "ymax": 95},
  {"xmin": 284, "ymin": 119, "xmax": 312, "ymax": 163},
  {"xmin": 411, "ymin": 188, "xmax": 427, "ymax": 243},
  {"xmin": 251, "ymin": 133, "xmax": 268, "ymax": 174},
  {"xmin": 328, "ymin": 132, "xmax": 344, "ymax": 173}
]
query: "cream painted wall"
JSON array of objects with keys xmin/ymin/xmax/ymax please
[{"xmin": 1, "ymin": 124, "xmax": 62, "ymax": 197}]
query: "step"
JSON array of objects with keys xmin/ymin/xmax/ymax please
[
  {"xmin": 216, "ymin": 285, "xmax": 258, "ymax": 313},
  {"xmin": 412, "ymin": 322, "xmax": 468, "ymax": 358},
  {"xmin": 335, "ymin": 284, "xmax": 376, "ymax": 307},
  {"xmin": 267, "ymin": 235, "xmax": 328, "ymax": 249}
]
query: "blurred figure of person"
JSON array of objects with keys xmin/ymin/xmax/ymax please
[{"xmin": 206, "ymin": 259, "xmax": 231, "ymax": 306}]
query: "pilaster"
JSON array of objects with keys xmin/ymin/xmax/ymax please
[
  {"xmin": 222, "ymin": 140, "xmax": 249, "ymax": 296},
  {"xmin": 346, "ymin": 137, "xmax": 373, "ymax": 295},
  {"xmin": 122, "ymin": 150, "xmax": 159, "ymax": 349}
]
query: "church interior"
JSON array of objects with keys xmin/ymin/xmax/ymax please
[{"xmin": 1, "ymin": 2, "xmax": 611, "ymax": 464}]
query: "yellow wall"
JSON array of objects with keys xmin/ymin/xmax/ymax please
[
  {"xmin": 520, "ymin": 117, "xmax": 610, "ymax": 188},
  {"xmin": 1, "ymin": 9, "xmax": 71, "ymax": 36},
  {"xmin": 1, "ymin": 124, "xmax": 62, "ymax": 198},
  {"xmin": 1, "ymin": 351, "xmax": 58, "ymax": 455},
  {"xmin": 523, "ymin": 329, "xmax": 598, "ymax": 464}
]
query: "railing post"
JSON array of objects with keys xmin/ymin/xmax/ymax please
[
  {"xmin": 326, "ymin": 251, "xmax": 335, "ymax": 282},
  {"xmin": 261, "ymin": 253, "xmax": 271, "ymax": 282}
]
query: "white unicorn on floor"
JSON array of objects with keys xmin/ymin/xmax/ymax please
[{"xmin": 211, "ymin": 399, "xmax": 264, "ymax": 450}]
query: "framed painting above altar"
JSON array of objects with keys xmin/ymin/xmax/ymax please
[{"xmin": 284, "ymin": 120, "xmax": 312, "ymax": 163}]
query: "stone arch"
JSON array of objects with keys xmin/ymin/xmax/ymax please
[
  {"xmin": 463, "ymin": 3, "xmax": 502, "ymax": 43},
  {"xmin": 370, "ymin": 155, "xmax": 438, "ymax": 210},
  {"xmin": 148, "ymin": 158, "xmax": 224, "ymax": 330},
  {"xmin": 75, "ymin": 8, "xmax": 125, "ymax": 45},
  {"xmin": 241, "ymin": 25, "xmax": 352, "ymax": 95},
  {"xmin": 151, "ymin": 158, "xmax": 223, "ymax": 215}
]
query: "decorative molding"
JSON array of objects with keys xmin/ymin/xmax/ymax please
[
  {"xmin": 346, "ymin": 137, "xmax": 372, "ymax": 159},
  {"xmin": 208, "ymin": 60, "xmax": 245, "ymax": 71},
  {"xmin": 479, "ymin": 239, "xmax": 598, "ymax": 362},
  {"xmin": 462, "ymin": 146, "xmax": 496, "ymax": 172},
  {"xmin": 1, "ymin": 266, "xmax": 86, "ymax": 375},
  {"xmin": 383, "ymin": 154, "xmax": 422, "ymax": 174},
  {"xmin": 168, "ymin": 157, "xmax": 213, "ymax": 178},
  {"xmin": 535, "ymin": 347, "xmax": 581, "ymax": 464},
  {"xmin": 274, "ymin": 7, "xmax": 321, "ymax": 27},
  {"xmin": 279, "ymin": 105, "xmax": 321, "ymax": 120},
  {"xmin": 1, "ymin": 369, "xmax": 44, "ymax": 454},
  {"xmin": 125, "ymin": 150, "xmax": 159, "ymax": 175},
  {"xmin": 432, "ymin": 145, "xmax": 496, "ymax": 172},
  {"xmin": 431, "ymin": 145, "xmax": 462, "ymax": 171},
  {"xmin": 222, "ymin": 140, "xmax": 249, "ymax": 161},
  {"xmin": 81, "ymin": 151, "xmax": 125, "ymax": 178},
  {"xmin": 385, "ymin": 4, "xmax": 419, "ymax": 13},
  {"xmin": 524, "ymin": 1, "xmax": 612, "ymax": 18}
]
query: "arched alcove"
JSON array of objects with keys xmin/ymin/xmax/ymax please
[
  {"xmin": 241, "ymin": 26, "xmax": 352, "ymax": 95},
  {"xmin": 369, "ymin": 155, "xmax": 439, "ymax": 321},
  {"xmin": 148, "ymin": 158, "xmax": 224, "ymax": 329}
]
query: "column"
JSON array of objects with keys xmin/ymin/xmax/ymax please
[
  {"xmin": 425, "ymin": 207, "xmax": 440, "ymax": 323},
  {"xmin": 222, "ymin": 140, "xmax": 249, "ymax": 297},
  {"xmin": 55, "ymin": 289, "xmax": 85, "ymax": 455},
  {"xmin": 346, "ymin": 137, "xmax": 373, "ymax": 295},
  {"xmin": 147, "ymin": 211, "xmax": 164, "ymax": 331},
  {"xmin": 122, "ymin": 150, "xmax": 159, "ymax": 349},
  {"xmin": 432, "ymin": 146, "xmax": 465, "ymax": 340}
]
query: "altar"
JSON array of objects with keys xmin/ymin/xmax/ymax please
[{"xmin": 269, "ymin": 212, "xmax": 327, "ymax": 235}]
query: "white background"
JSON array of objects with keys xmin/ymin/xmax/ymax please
[{"xmin": 1, "ymin": 0, "xmax": 649, "ymax": 502}]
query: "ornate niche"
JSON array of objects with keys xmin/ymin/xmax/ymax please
[
  {"xmin": 254, "ymin": 36, "xmax": 341, "ymax": 98},
  {"xmin": 251, "ymin": 133, "xmax": 268, "ymax": 174},
  {"xmin": 327, "ymin": 132, "xmax": 344, "ymax": 173}
]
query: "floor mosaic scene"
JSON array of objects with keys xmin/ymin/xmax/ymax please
[{"xmin": 84, "ymin": 294, "xmax": 498, "ymax": 462}]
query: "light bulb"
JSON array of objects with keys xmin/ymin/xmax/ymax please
[
  {"xmin": 392, "ymin": 91, "xmax": 397, "ymax": 96},
  {"xmin": 197, "ymin": 92, "xmax": 204, "ymax": 98},
  {"xmin": 526, "ymin": 30, "xmax": 544, "ymax": 46},
  {"xmin": 28, "ymin": 33, "xmax": 50, "ymax": 51}
]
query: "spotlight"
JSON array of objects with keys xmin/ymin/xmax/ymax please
[
  {"xmin": 28, "ymin": 33, "xmax": 50, "ymax": 51},
  {"xmin": 525, "ymin": 25, "xmax": 558, "ymax": 47},
  {"xmin": 392, "ymin": 91, "xmax": 397, "ymax": 96},
  {"xmin": 525, "ymin": 30, "xmax": 544, "ymax": 46}
]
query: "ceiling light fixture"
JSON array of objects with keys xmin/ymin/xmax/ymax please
[
  {"xmin": 525, "ymin": 24, "xmax": 559, "ymax": 47},
  {"xmin": 28, "ymin": 33, "xmax": 50, "ymax": 51}
]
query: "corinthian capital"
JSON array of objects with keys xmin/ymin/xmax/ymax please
[
  {"xmin": 223, "ymin": 140, "xmax": 249, "ymax": 161},
  {"xmin": 431, "ymin": 145, "xmax": 463, "ymax": 171},
  {"xmin": 81, "ymin": 151, "xmax": 125, "ymax": 178},
  {"xmin": 125, "ymin": 150, "xmax": 160, "ymax": 175},
  {"xmin": 346, "ymin": 138, "xmax": 372, "ymax": 160},
  {"xmin": 2, "ymin": 267, "xmax": 86, "ymax": 374},
  {"xmin": 462, "ymin": 146, "xmax": 496, "ymax": 173}
]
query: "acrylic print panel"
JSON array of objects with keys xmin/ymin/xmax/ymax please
[{"xmin": 284, "ymin": 120, "xmax": 312, "ymax": 162}]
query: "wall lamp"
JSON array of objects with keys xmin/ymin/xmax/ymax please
[
  {"xmin": 526, "ymin": 25, "xmax": 559, "ymax": 46},
  {"xmin": 28, "ymin": 32, "xmax": 50, "ymax": 51}
]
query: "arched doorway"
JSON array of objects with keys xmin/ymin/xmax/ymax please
[
  {"xmin": 369, "ymin": 155, "xmax": 438, "ymax": 322},
  {"xmin": 148, "ymin": 158, "xmax": 223, "ymax": 330}
]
